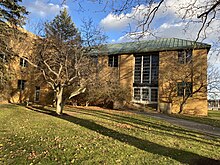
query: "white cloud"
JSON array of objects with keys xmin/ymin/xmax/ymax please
[
  {"xmin": 100, "ymin": 13, "xmax": 130, "ymax": 31},
  {"xmin": 100, "ymin": 4, "xmax": 154, "ymax": 31},
  {"xmin": 23, "ymin": 0, "xmax": 68, "ymax": 18}
]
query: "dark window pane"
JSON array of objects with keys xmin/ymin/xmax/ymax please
[
  {"xmin": 177, "ymin": 82, "xmax": 184, "ymax": 96},
  {"xmin": 113, "ymin": 55, "xmax": 118, "ymax": 67},
  {"xmin": 134, "ymin": 88, "xmax": 141, "ymax": 100},
  {"xmin": 35, "ymin": 86, "xmax": 40, "ymax": 102},
  {"xmin": 177, "ymin": 82, "xmax": 193, "ymax": 97},
  {"xmin": 0, "ymin": 53, "xmax": 6, "ymax": 62},
  {"xmin": 178, "ymin": 50, "xmax": 192, "ymax": 64},
  {"xmin": 142, "ymin": 56, "xmax": 150, "ymax": 83},
  {"xmin": 108, "ymin": 55, "xmax": 118, "ymax": 67},
  {"xmin": 18, "ymin": 80, "xmax": 26, "ymax": 90},
  {"xmin": 142, "ymin": 88, "xmax": 149, "ymax": 101},
  {"xmin": 108, "ymin": 55, "xmax": 113, "ymax": 67},
  {"xmin": 178, "ymin": 51, "xmax": 185, "ymax": 64},
  {"xmin": 134, "ymin": 56, "xmax": 142, "ymax": 83},
  {"xmin": 92, "ymin": 56, "xmax": 98, "ymax": 64},
  {"xmin": 20, "ymin": 58, "xmax": 28, "ymax": 67},
  {"xmin": 186, "ymin": 50, "xmax": 192, "ymax": 63},
  {"xmin": 151, "ymin": 55, "xmax": 159, "ymax": 84},
  {"xmin": 185, "ymin": 82, "xmax": 193, "ymax": 96},
  {"xmin": 151, "ymin": 89, "xmax": 158, "ymax": 102}
]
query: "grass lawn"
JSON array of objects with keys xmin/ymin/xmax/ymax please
[
  {"xmin": 0, "ymin": 104, "xmax": 220, "ymax": 164},
  {"xmin": 171, "ymin": 110, "xmax": 220, "ymax": 128}
]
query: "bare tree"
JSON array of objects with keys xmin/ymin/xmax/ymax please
[
  {"xmin": 208, "ymin": 63, "xmax": 220, "ymax": 95},
  {"xmin": 17, "ymin": 9, "xmax": 95, "ymax": 114},
  {"xmin": 81, "ymin": 18, "xmax": 108, "ymax": 48},
  {"xmin": 27, "ymin": 37, "xmax": 93, "ymax": 114}
]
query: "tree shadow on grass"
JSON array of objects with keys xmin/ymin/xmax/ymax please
[
  {"xmin": 68, "ymin": 108, "xmax": 220, "ymax": 147},
  {"xmin": 26, "ymin": 106, "xmax": 220, "ymax": 165}
]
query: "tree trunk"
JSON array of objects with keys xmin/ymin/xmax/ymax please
[
  {"xmin": 56, "ymin": 86, "xmax": 64, "ymax": 115},
  {"xmin": 179, "ymin": 103, "xmax": 184, "ymax": 114},
  {"xmin": 86, "ymin": 101, "xmax": 89, "ymax": 107}
]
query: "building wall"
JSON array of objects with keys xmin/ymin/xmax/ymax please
[
  {"xmin": 2, "ymin": 30, "xmax": 53, "ymax": 105},
  {"xmin": 119, "ymin": 54, "xmax": 134, "ymax": 102},
  {"xmin": 158, "ymin": 49, "xmax": 208, "ymax": 115}
]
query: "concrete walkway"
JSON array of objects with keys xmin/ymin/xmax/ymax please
[{"xmin": 133, "ymin": 111, "xmax": 220, "ymax": 138}]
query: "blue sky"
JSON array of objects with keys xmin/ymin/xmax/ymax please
[
  {"xmin": 21, "ymin": 1, "xmax": 220, "ymax": 57},
  {"xmin": 21, "ymin": 0, "xmax": 220, "ymax": 60},
  {"xmin": 21, "ymin": 0, "xmax": 124, "ymax": 42}
]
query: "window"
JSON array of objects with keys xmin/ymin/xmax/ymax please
[
  {"xmin": 108, "ymin": 55, "xmax": 118, "ymax": 67},
  {"xmin": 92, "ymin": 55, "xmax": 98, "ymax": 64},
  {"xmin": 0, "ymin": 53, "xmax": 6, "ymax": 62},
  {"xmin": 35, "ymin": 86, "xmax": 40, "ymax": 102},
  {"xmin": 177, "ymin": 82, "xmax": 192, "ymax": 97},
  {"xmin": 133, "ymin": 54, "xmax": 159, "ymax": 104},
  {"xmin": 134, "ymin": 88, "xmax": 141, "ymax": 101},
  {"xmin": 134, "ymin": 56, "xmax": 142, "ymax": 83},
  {"xmin": 134, "ymin": 54, "xmax": 159, "ymax": 85},
  {"xmin": 20, "ymin": 58, "xmax": 28, "ymax": 67},
  {"xmin": 178, "ymin": 50, "xmax": 192, "ymax": 64},
  {"xmin": 151, "ymin": 88, "xmax": 158, "ymax": 102},
  {"xmin": 18, "ymin": 80, "xmax": 26, "ymax": 90},
  {"xmin": 134, "ymin": 87, "xmax": 148, "ymax": 102},
  {"xmin": 133, "ymin": 87, "xmax": 158, "ymax": 103}
]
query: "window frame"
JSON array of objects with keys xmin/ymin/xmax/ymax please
[
  {"xmin": 178, "ymin": 50, "xmax": 192, "ymax": 64},
  {"xmin": 20, "ymin": 58, "xmax": 28, "ymax": 67},
  {"xmin": 18, "ymin": 80, "xmax": 26, "ymax": 90},
  {"xmin": 108, "ymin": 55, "xmax": 118, "ymax": 67},
  {"xmin": 0, "ymin": 53, "xmax": 6, "ymax": 62},
  {"xmin": 133, "ymin": 53, "xmax": 159, "ymax": 104},
  {"xmin": 133, "ymin": 87, "xmax": 158, "ymax": 103},
  {"xmin": 34, "ymin": 86, "xmax": 40, "ymax": 102},
  {"xmin": 134, "ymin": 54, "xmax": 159, "ymax": 85},
  {"xmin": 177, "ymin": 82, "xmax": 193, "ymax": 97}
]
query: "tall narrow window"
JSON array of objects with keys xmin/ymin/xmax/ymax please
[
  {"xmin": 134, "ymin": 56, "xmax": 142, "ymax": 83},
  {"xmin": 20, "ymin": 58, "xmax": 28, "ymax": 67},
  {"xmin": 0, "ymin": 53, "xmax": 6, "ymax": 62},
  {"xmin": 18, "ymin": 80, "xmax": 26, "ymax": 90},
  {"xmin": 178, "ymin": 50, "xmax": 192, "ymax": 64},
  {"xmin": 92, "ymin": 55, "xmax": 98, "ymax": 65},
  {"xmin": 108, "ymin": 55, "xmax": 118, "ymax": 67},
  {"xmin": 134, "ymin": 55, "xmax": 159, "ymax": 85},
  {"xmin": 151, "ymin": 55, "xmax": 159, "ymax": 84},
  {"xmin": 133, "ymin": 54, "xmax": 159, "ymax": 103},
  {"xmin": 142, "ymin": 56, "xmax": 150, "ymax": 84},
  {"xmin": 35, "ymin": 86, "xmax": 40, "ymax": 102},
  {"xmin": 151, "ymin": 88, "xmax": 158, "ymax": 102}
]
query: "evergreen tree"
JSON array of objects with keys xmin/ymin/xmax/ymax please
[
  {"xmin": 0, "ymin": 0, "xmax": 28, "ymax": 26},
  {"xmin": 30, "ymin": 8, "xmax": 90, "ymax": 114},
  {"xmin": 45, "ymin": 8, "xmax": 81, "ymax": 42}
]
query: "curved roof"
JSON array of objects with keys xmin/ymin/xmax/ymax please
[{"xmin": 96, "ymin": 38, "xmax": 211, "ymax": 55}]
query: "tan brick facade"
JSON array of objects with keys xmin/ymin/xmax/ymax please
[
  {"xmin": 119, "ymin": 54, "xmax": 134, "ymax": 102},
  {"xmin": 102, "ymin": 48, "xmax": 208, "ymax": 115},
  {"xmin": 158, "ymin": 49, "xmax": 208, "ymax": 115}
]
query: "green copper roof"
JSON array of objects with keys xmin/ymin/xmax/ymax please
[{"xmin": 97, "ymin": 38, "xmax": 211, "ymax": 55}]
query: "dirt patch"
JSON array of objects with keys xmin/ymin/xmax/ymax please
[{"xmin": 114, "ymin": 123, "xmax": 133, "ymax": 129}]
